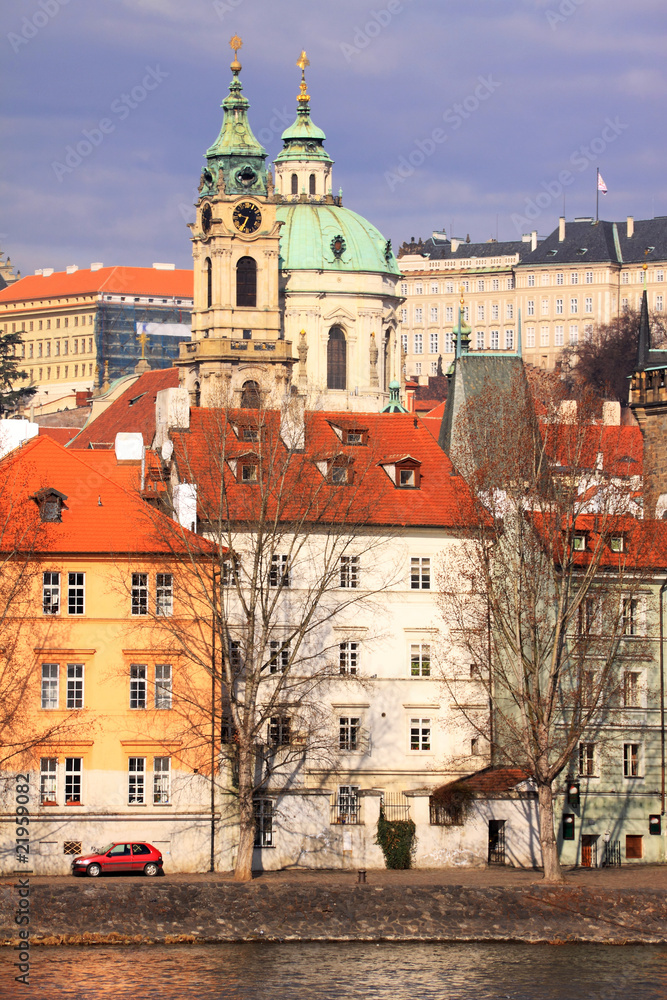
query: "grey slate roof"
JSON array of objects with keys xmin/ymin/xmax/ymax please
[{"xmin": 399, "ymin": 236, "xmax": 527, "ymax": 262}]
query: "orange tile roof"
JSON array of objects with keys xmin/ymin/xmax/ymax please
[
  {"xmin": 37, "ymin": 427, "xmax": 80, "ymax": 446},
  {"xmin": 71, "ymin": 367, "xmax": 180, "ymax": 449},
  {"xmin": 0, "ymin": 266, "xmax": 193, "ymax": 305},
  {"xmin": 171, "ymin": 408, "xmax": 482, "ymax": 529},
  {"xmin": 545, "ymin": 423, "xmax": 643, "ymax": 477},
  {"xmin": 433, "ymin": 767, "xmax": 532, "ymax": 797},
  {"xmin": 0, "ymin": 435, "xmax": 207, "ymax": 556}
]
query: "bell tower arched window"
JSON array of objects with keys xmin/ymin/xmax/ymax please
[
  {"xmin": 327, "ymin": 326, "xmax": 346, "ymax": 390},
  {"xmin": 205, "ymin": 257, "xmax": 212, "ymax": 308},
  {"xmin": 291, "ymin": 173, "xmax": 298, "ymax": 195},
  {"xmin": 236, "ymin": 256, "xmax": 257, "ymax": 308},
  {"xmin": 309, "ymin": 173, "xmax": 316, "ymax": 195},
  {"xmin": 241, "ymin": 380, "xmax": 261, "ymax": 409}
]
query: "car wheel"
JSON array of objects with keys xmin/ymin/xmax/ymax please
[
  {"xmin": 87, "ymin": 863, "xmax": 102, "ymax": 877},
  {"xmin": 143, "ymin": 862, "xmax": 159, "ymax": 877}
]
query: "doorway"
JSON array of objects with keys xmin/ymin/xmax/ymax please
[
  {"xmin": 581, "ymin": 834, "xmax": 598, "ymax": 868},
  {"xmin": 488, "ymin": 819, "xmax": 506, "ymax": 865}
]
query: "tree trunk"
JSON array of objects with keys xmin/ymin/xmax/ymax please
[
  {"xmin": 234, "ymin": 745, "xmax": 255, "ymax": 882},
  {"xmin": 537, "ymin": 781, "xmax": 563, "ymax": 882}
]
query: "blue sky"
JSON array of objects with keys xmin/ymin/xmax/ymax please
[{"xmin": 2, "ymin": 0, "xmax": 666, "ymax": 275}]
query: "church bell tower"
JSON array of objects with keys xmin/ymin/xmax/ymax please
[{"xmin": 176, "ymin": 37, "xmax": 293, "ymax": 408}]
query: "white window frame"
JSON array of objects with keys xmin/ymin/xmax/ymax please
[
  {"xmin": 40, "ymin": 757, "xmax": 57, "ymax": 804},
  {"xmin": 156, "ymin": 573, "xmax": 173, "ymax": 616},
  {"xmin": 269, "ymin": 639, "xmax": 290, "ymax": 674},
  {"xmin": 128, "ymin": 757, "xmax": 146, "ymax": 804},
  {"xmin": 131, "ymin": 573, "xmax": 148, "ymax": 616},
  {"xmin": 153, "ymin": 756, "xmax": 171, "ymax": 804},
  {"xmin": 339, "ymin": 716, "xmax": 361, "ymax": 752},
  {"xmin": 269, "ymin": 554, "xmax": 290, "ymax": 588},
  {"xmin": 43, "ymin": 572, "xmax": 60, "ymax": 615},
  {"xmin": 410, "ymin": 556, "xmax": 430, "ymax": 590},
  {"xmin": 413, "ymin": 333, "xmax": 423, "ymax": 354},
  {"xmin": 41, "ymin": 663, "xmax": 59, "ymax": 709},
  {"xmin": 490, "ymin": 330, "xmax": 499, "ymax": 350},
  {"xmin": 410, "ymin": 642, "xmax": 431, "ymax": 677},
  {"xmin": 409, "ymin": 717, "xmax": 431, "ymax": 752},
  {"xmin": 67, "ymin": 572, "xmax": 85, "ymax": 616},
  {"xmin": 578, "ymin": 742, "xmax": 595, "ymax": 776},
  {"xmin": 339, "ymin": 641, "xmax": 359, "ymax": 675},
  {"xmin": 66, "ymin": 663, "xmax": 84, "ymax": 709},
  {"xmin": 253, "ymin": 797, "xmax": 274, "ymax": 846},
  {"xmin": 429, "ymin": 331, "xmax": 438, "ymax": 354},
  {"xmin": 155, "ymin": 664, "xmax": 172, "ymax": 708},
  {"xmin": 623, "ymin": 743, "xmax": 641, "ymax": 778},
  {"xmin": 64, "ymin": 757, "xmax": 82, "ymax": 804},
  {"xmin": 130, "ymin": 664, "xmax": 147, "ymax": 709},
  {"xmin": 340, "ymin": 555, "xmax": 359, "ymax": 589}
]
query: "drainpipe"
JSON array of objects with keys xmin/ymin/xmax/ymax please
[{"xmin": 660, "ymin": 579, "xmax": 667, "ymax": 815}]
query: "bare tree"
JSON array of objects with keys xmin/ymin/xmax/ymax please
[
  {"xmin": 438, "ymin": 377, "xmax": 653, "ymax": 881},
  {"xmin": 139, "ymin": 399, "xmax": 395, "ymax": 881}
]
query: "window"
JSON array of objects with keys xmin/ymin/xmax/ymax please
[
  {"xmin": 131, "ymin": 573, "xmax": 148, "ymax": 615},
  {"xmin": 570, "ymin": 272, "xmax": 579, "ymax": 285},
  {"xmin": 569, "ymin": 324, "xmax": 578, "ymax": 345},
  {"xmin": 399, "ymin": 466, "xmax": 418, "ymax": 487},
  {"xmin": 410, "ymin": 717, "xmax": 431, "ymax": 751},
  {"xmin": 68, "ymin": 572, "xmax": 84, "ymax": 615},
  {"xmin": 657, "ymin": 270, "xmax": 665, "ymax": 283},
  {"xmin": 414, "ymin": 308, "xmax": 423, "ymax": 324},
  {"xmin": 445, "ymin": 281, "xmax": 454, "ymax": 293},
  {"xmin": 430, "ymin": 361, "xmax": 437, "ymax": 375},
  {"xmin": 400, "ymin": 333, "xmax": 408, "ymax": 353},
  {"xmin": 40, "ymin": 758, "xmax": 57, "ymax": 804},
  {"xmin": 410, "ymin": 556, "xmax": 430, "ymax": 589},
  {"xmin": 527, "ymin": 274, "xmax": 535, "ymax": 287},
  {"xmin": 624, "ymin": 743, "xmax": 640, "ymax": 777},
  {"xmin": 269, "ymin": 640, "xmax": 290, "ymax": 674},
  {"xmin": 431, "ymin": 283, "xmax": 439, "ymax": 294},
  {"xmin": 334, "ymin": 785, "xmax": 359, "ymax": 824},
  {"xmin": 445, "ymin": 306, "xmax": 453, "ymax": 323},
  {"xmin": 236, "ymin": 256, "xmax": 257, "ymax": 308},
  {"xmin": 339, "ymin": 716, "xmax": 361, "ymax": 751},
  {"xmin": 241, "ymin": 462, "xmax": 258, "ymax": 483},
  {"xmin": 205, "ymin": 257, "xmax": 212, "ymax": 308},
  {"xmin": 490, "ymin": 330, "xmax": 499, "ymax": 350},
  {"xmin": 623, "ymin": 671, "xmax": 640, "ymax": 708},
  {"xmin": 476, "ymin": 331, "xmax": 484, "ymax": 350},
  {"xmin": 444, "ymin": 331, "xmax": 453, "ymax": 352},
  {"xmin": 477, "ymin": 304, "xmax": 484, "ymax": 321},
  {"xmin": 268, "ymin": 715, "xmax": 291, "ymax": 746},
  {"xmin": 128, "ymin": 757, "xmax": 145, "ymax": 803},
  {"xmin": 577, "ymin": 598, "xmax": 599, "ymax": 635},
  {"xmin": 492, "ymin": 279, "xmax": 499, "ymax": 291},
  {"xmin": 400, "ymin": 308, "xmax": 407, "ymax": 323},
  {"xmin": 491, "ymin": 304, "xmax": 499, "ymax": 321},
  {"xmin": 153, "ymin": 757, "xmax": 171, "ymax": 804},
  {"xmin": 527, "ymin": 300, "xmax": 535, "ymax": 316},
  {"xmin": 622, "ymin": 298, "xmax": 629, "ymax": 311},
  {"xmin": 414, "ymin": 333, "xmax": 423, "ymax": 354},
  {"xmin": 429, "ymin": 331, "xmax": 438, "ymax": 353},
  {"xmin": 541, "ymin": 298, "xmax": 549, "ymax": 315},
  {"xmin": 410, "ymin": 643, "xmax": 430, "ymax": 677},
  {"xmin": 340, "ymin": 555, "xmax": 359, "ymax": 588},
  {"xmin": 579, "ymin": 742, "xmax": 595, "ymax": 776},
  {"xmin": 554, "ymin": 325, "xmax": 564, "ymax": 346},
  {"xmin": 400, "ymin": 282, "xmax": 408, "ymax": 296},
  {"xmin": 585, "ymin": 271, "xmax": 593, "ymax": 284},
  {"xmin": 585, "ymin": 296, "xmax": 593, "ymax": 313},
  {"xmin": 130, "ymin": 664, "xmax": 147, "ymax": 709},
  {"xmin": 41, "ymin": 664, "xmax": 59, "ymax": 709},
  {"xmin": 622, "ymin": 272, "xmax": 629, "ymax": 284},
  {"xmin": 505, "ymin": 330, "xmax": 514, "ymax": 350},
  {"xmin": 556, "ymin": 273, "xmax": 564, "ymax": 285},
  {"xmin": 572, "ymin": 533, "xmax": 586, "ymax": 551},
  {"xmin": 478, "ymin": 279, "xmax": 485, "ymax": 291},
  {"xmin": 610, "ymin": 535, "xmax": 624, "ymax": 553},
  {"xmin": 269, "ymin": 554, "xmax": 290, "ymax": 588},
  {"xmin": 623, "ymin": 598, "xmax": 639, "ymax": 636},
  {"xmin": 291, "ymin": 172, "xmax": 298, "ymax": 195},
  {"xmin": 430, "ymin": 307, "xmax": 438, "ymax": 324},
  {"xmin": 43, "ymin": 572, "xmax": 60, "ymax": 614},
  {"xmin": 415, "ymin": 283, "xmax": 423, "ymax": 295},
  {"xmin": 309, "ymin": 173, "xmax": 316, "ymax": 195},
  {"xmin": 221, "ymin": 554, "xmax": 240, "ymax": 588},
  {"xmin": 156, "ymin": 573, "xmax": 173, "ymax": 615},
  {"xmin": 507, "ymin": 276, "xmax": 515, "ymax": 290},
  {"xmin": 339, "ymin": 641, "xmax": 359, "ymax": 675},
  {"xmin": 526, "ymin": 326, "xmax": 535, "ymax": 348},
  {"xmin": 327, "ymin": 325, "xmax": 346, "ymax": 390},
  {"xmin": 570, "ymin": 297, "xmax": 578, "ymax": 313},
  {"xmin": 506, "ymin": 304, "xmax": 514, "ymax": 320},
  {"xmin": 64, "ymin": 757, "xmax": 82, "ymax": 804},
  {"xmin": 253, "ymin": 797, "xmax": 273, "ymax": 846},
  {"xmin": 555, "ymin": 298, "xmax": 563, "ymax": 314},
  {"xmin": 541, "ymin": 273, "xmax": 550, "ymax": 286},
  {"xmin": 657, "ymin": 295, "xmax": 664, "ymax": 312},
  {"xmin": 66, "ymin": 664, "xmax": 83, "ymax": 709},
  {"xmin": 240, "ymin": 380, "xmax": 260, "ymax": 408},
  {"xmin": 228, "ymin": 640, "xmax": 242, "ymax": 669}
]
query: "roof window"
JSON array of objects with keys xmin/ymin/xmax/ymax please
[
  {"xmin": 610, "ymin": 534, "xmax": 625, "ymax": 553},
  {"xmin": 346, "ymin": 428, "xmax": 367, "ymax": 446},
  {"xmin": 31, "ymin": 488, "xmax": 68, "ymax": 522},
  {"xmin": 572, "ymin": 533, "xmax": 587, "ymax": 552}
]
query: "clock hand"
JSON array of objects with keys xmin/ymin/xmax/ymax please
[{"xmin": 240, "ymin": 216, "xmax": 248, "ymax": 231}]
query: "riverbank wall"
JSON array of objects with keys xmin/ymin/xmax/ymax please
[{"xmin": 1, "ymin": 879, "xmax": 666, "ymax": 946}]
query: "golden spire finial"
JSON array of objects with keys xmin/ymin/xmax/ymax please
[
  {"xmin": 459, "ymin": 285, "xmax": 466, "ymax": 308},
  {"xmin": 297, "ymin": 49, "xmax": 310, "ymax": 104},
  {"xmin": 230, "ymin": 35, "xmax": 242, "ymax": 75}
]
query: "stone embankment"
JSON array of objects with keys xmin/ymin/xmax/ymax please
[{"xmin": 1, "ymin": 870, "xmax": 667, "ymax": 946}]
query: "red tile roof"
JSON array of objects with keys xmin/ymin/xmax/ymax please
[
  {"xmin": 545, "ymin": 423, "xmax": 643, "ymax": 478},
  {"xmin": 0, "ymin": 267, "xmax": 193, "ymax": 305},
  {"xmin": 170, "ymin": 408, "xmax": 482, "ymax": 529},
  {"xmin": 37, "ymin": 427, "xmax": 80, "ymax": 446},
  {"xmin": 434, "ymin": 767, "xmax": 532, "ymax": 796},
  {"xmin": 0, "ymin": 435, "xmax": 206, "ymax": 556},
  {"xmin": 71, "ymin": 367, "xmax": 179, "ymax": 449}
]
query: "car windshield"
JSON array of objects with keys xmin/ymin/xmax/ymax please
[{"xmin": 95, "ymin": 844, "xmax": 115, "ymax": 855}]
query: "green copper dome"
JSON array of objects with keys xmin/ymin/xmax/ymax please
[{"xmin": 276, "ymin": 203, "xmax": 399, "ymax": 275}]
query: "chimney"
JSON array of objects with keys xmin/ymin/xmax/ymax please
[
  {"xmin": 450, "ymin": 238, "xmax": 459, "ymax": 252},
  {"xmin": 602, "ymin": 400, "xmax": 621, "ymax": 426},
  {"xmin": 626, "ymin": 216, "xmax": 634, "ymax": 238},
  {"xmin": 153, "ymin": 262, "xmax": 176, "ymax": 270},
  {"xmin": 90, "ymin": 262, "xmax": 104, "ymax": 271},
  {"xmin": 154, "ymin": 387, "xmax": 190, "ymax": 448},
  {"xmin": 66, "ymin": 265, "xmax": 78, "ymax": 274},
  {"xmin": 558, "ymin": 217, "xmax": 566, "ymax": 242},
  {"xmin": 531, "ymin": 230, "xmax": 538, "ymax": 252},
  {"xmin": 280, "ymin": 396, "xmax": 305, "ymax": 451},
  {"xmin": 559, "ymin": 399, "xmax": 577, "ymax": 424}
]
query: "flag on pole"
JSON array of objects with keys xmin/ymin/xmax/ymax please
[{"xmin": 597, "ymin": 172, "xmax": 608, "ymax": 195}]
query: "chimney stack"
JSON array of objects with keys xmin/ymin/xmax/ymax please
[
  {"xmin": 558, "ymin": 217, "xmax": 566, "ymax": 242},
  {"xmin": 626, "ymin": 216, "xmax": 634, "ymax": 238}
]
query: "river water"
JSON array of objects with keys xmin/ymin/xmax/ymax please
[{"xmin": 2, "ymin": 941, "xmax": 667, "ymax": 999}]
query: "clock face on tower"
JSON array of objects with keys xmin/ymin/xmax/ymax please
[{"xmin": 233, "ymin": 201, "xmax": 262, "ymax": 235}]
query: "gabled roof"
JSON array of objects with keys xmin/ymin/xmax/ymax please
[
  {"xmin": 0, "ymin": 266, "xmax": 193, "ymax": 305},
  {"xmin": 546, "ymin": 423, "xmax": 643, "ymax": 477},
  {"xmin": 0, "ymin": 436, "xmax": 205, "ymax": 556},
  {"xmin": 70, "ymin": 367, "xmax": 179, "ymax": 449},
  {"xmin": 170, "ymin": 408, "xmax": 481, "ymax": 529}
]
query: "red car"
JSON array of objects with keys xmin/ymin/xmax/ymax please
[{"xmin": 71, "ymin": 841, "xmax": 164, "ymax": 877}]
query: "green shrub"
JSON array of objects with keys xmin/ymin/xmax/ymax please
[{"xmin": 376, "ymin": 811, "xmax": 416, "ymax": 869}]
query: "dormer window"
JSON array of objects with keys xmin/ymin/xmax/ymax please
[
  {"xmin": 610, "ymin": 535, "xmax": 625, "ymax": 553},
  {"xmin": 240, "ymin": 463, "xmax": 258, "ymax": 483},
  {"xmin": 573, "ymin": 533, "xmax": 587, "ymax": 551},
  {"xmin": 32, "ymin": 489, "xmax": 68, "ymax": 523},
  {"xmin": 346, "ymin": 429, "xmax": 366, "ymax": 446},
  {"xmin": 241, "ymin": 425, "xmax": 259, "ymax": 442},
  {"xmin": 400, "ymin": 468, "xmax": 415, "ymax": 487},
  {"xmin": 396, "ymin": 460, "xmax": 421, "ymax": 489}
]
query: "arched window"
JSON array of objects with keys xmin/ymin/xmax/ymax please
[
  {"xmin": 291, "ymin": 173, "xmax": 298, "ymax": 195},
  {"xmin": 236, "ymin": 256, "xmax": 257, "ymax": 308},
  {"xmin": 309, "ymin": 173, "xmax": 316, "ymax": 195},
  {"xmin": 205, "ymin": 257, "xmax": 212, "ymax": 308},
  {"xmin": 241, "ymin": 380, "xmax": 261, "ymax": 409},
  {"xmin": 327, "ymin": 326, "xmax": 346, "ymax": 390}
]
